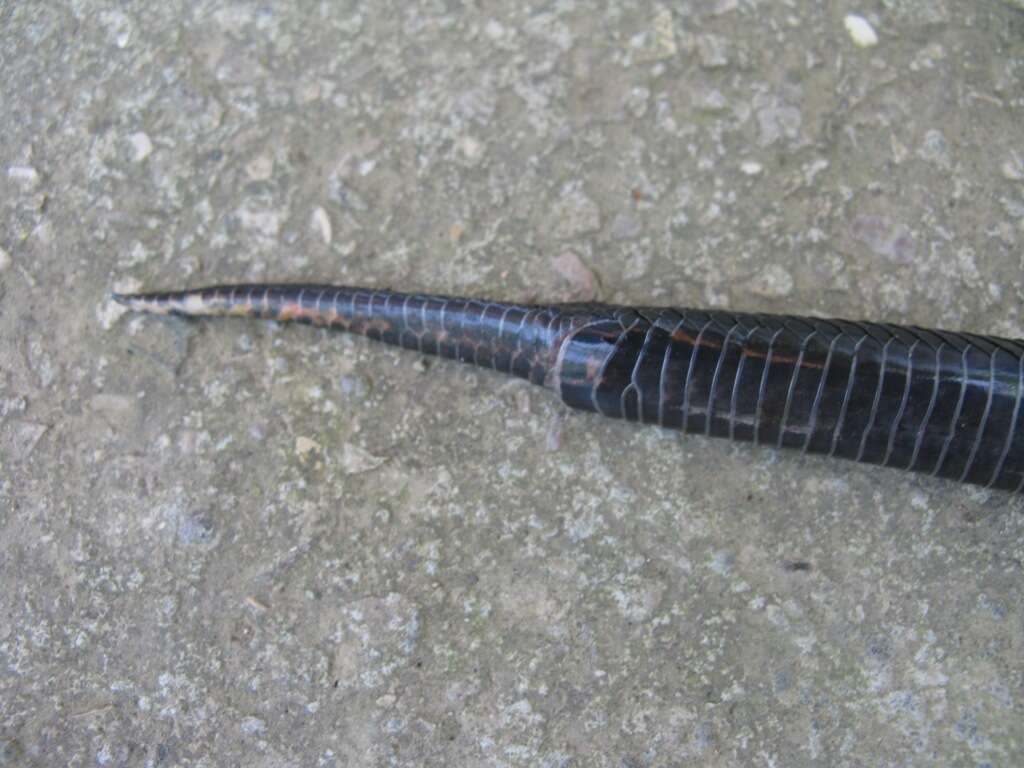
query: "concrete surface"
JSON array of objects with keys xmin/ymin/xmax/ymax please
[{"xmin": 2, "ymin": 1, "xmax": 1024, "ymax": 765}]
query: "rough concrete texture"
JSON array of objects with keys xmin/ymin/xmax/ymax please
[{"xmin": 2, "ymin": 1, "xmax": 1024, "ymax": 766}]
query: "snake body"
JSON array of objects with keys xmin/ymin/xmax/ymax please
[{"xmin": 114, "ymin": 284, "xmax": 1024, "ymax": 492}]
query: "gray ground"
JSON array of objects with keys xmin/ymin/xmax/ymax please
[{"xmin": 2, "ymin": 1, "xmax": 1024, "ymax": 765}]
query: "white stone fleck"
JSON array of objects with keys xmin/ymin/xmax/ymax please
[
  {"xmin": 97, "ymin": 744, "xmax": 113, "ymax": 765},
  {"xmin": 100, "ymin": 10, "xmax": 134, "ymax": 48},
  {"xmin": 246, "ymin": 154, "xmax": 274, "ymax": 181},
  {"xmin": 0, "ymin": 247, "xmax": 10, "ymax": 271},
  {"xmin": 803, "ymin": 157, "xmax": 830, "ymax": 185},
  {"xmin": 7, "ymin": 165, "xmax": 39, "ymax": 187},
  {"xmin": 236, "ymin": 203, "xmax": 283, "ymax": 239},
  {"xmin": 1002, "ymin": 151, "xmax": 1024, "ymax": 182},
  {"xmin": 749, "ymin": 265, "xmax": 794, "ymax": 298},
  {"xmin": 710, "ymin": 551, "xmax": 734, "ymax": 575},
  {"xmin": 311, "ymin": 206, "xmax": 332, "ymax": 245},
  {"xmin": 240, "ymin": 716, "xmax": 265, "ymax": 735},
  {"xmin": 128, "ymin": 132, "xmax": 153, "ymax": 162},
  {"xmin": 339, "ymin": 443, "xmax": 386, "ymax": 474},
  {"xmin": 98, "ymin": 277, "xmax": 143, "ymax": 330},
  {"xmin": 740, "ymin": 160, "xmax": 763, "ymax": 176},
  {"xmin": 484, "ymin": 19, "xmax": 506, "ymax": 40},
  {"xmin": 844, "ymin": 14, "xmax": 879, "ymax": 48},
  {"xmin": 610, "ymin": 578, "xmax": 666, "ymax": 623}
]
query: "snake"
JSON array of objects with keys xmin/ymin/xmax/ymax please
[{"xmin": 113, "ymin": 283, "xmax": 1024, "ymax": 492}]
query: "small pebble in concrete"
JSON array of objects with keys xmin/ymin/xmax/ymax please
[
  {"xmin": 311, "ymin": 206, "xmax": 332, "ymax": 244},
  {"xmin": 740, "ymin": 160, "xmax": 763, "ymax": 176},
  {"xmin": 844, "ymin": 14, "xmax": 879, "ymax": 48},
  {"xmin": 7, "ymin": 165, "xmax": 39, "ymax": 187},
  {"xmin": 128, "ymin": 132, "xmax": 153, "ymax": 163}
]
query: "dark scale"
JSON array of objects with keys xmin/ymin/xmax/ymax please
[{"xmin": 113, "ymin": 283, "xmax": 1024, "ymax": 492}]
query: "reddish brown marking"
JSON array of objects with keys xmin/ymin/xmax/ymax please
[
  {"xmin": 275, "ymin": 302, "xmax": 302, "ymax": 321},
  {"xmin": 670, "ymin": 328, "xmax": 826, "ymax": 370},
  {"xmin": 276, "ymin": 302, "xmax": 344, "ymax": 323},
  {"xmin": 769, "ymin": 352, "xmax": 826, "ymax": 369}
]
